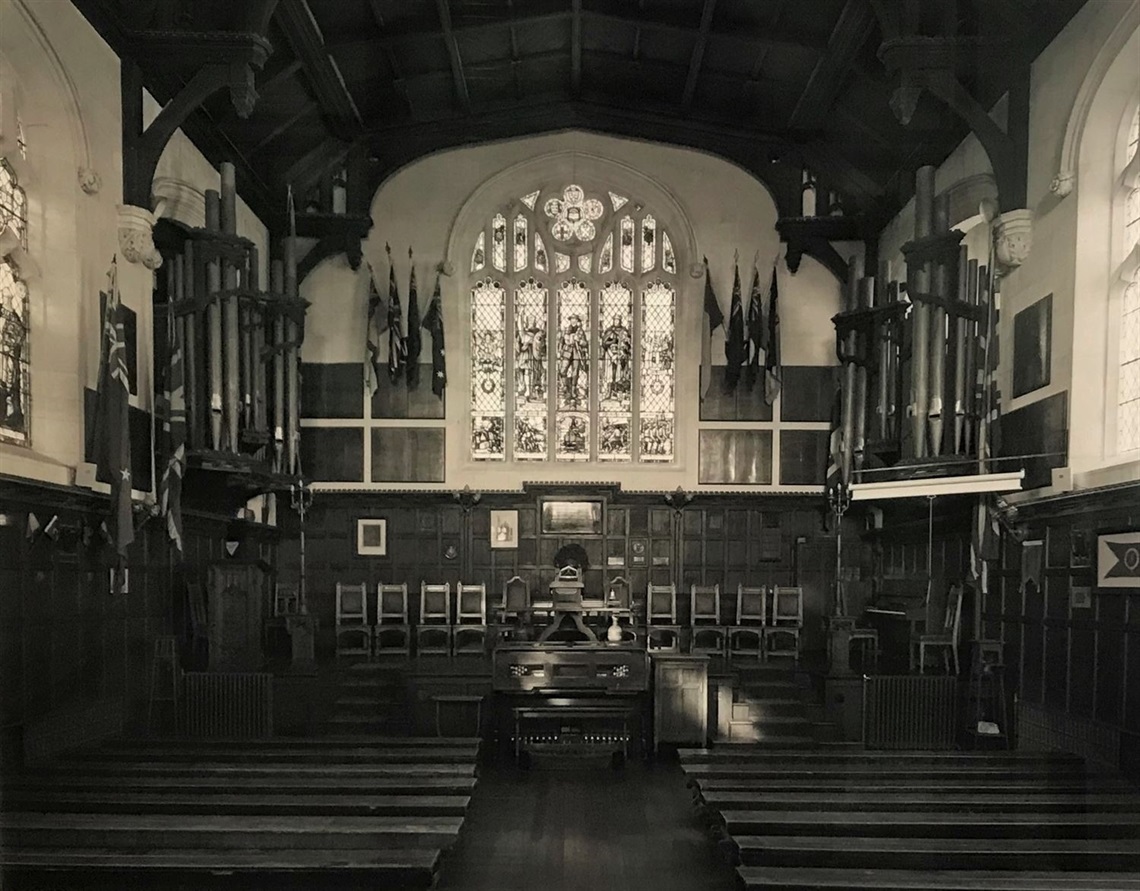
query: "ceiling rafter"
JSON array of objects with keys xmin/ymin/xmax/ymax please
[
  {"xmin": 276, "ymin": 0, "xmax": 362, "ymax": 134},
  {"xmin": 789, "ymin": 0, "xmax": 877, "ymax": 129},
  {"xmin": 506, "ymin": 0, "xmax": 522, "ymax": 99},
  {"xmin": 571, "ymin": 0, "xmax": 583, "ymax": 97},
  {"xmin": 435, "ymin": 0, "xmax": 472, "ymax": 113},
  {"xmin": 681, "ymin": 0, "xmax": 718, "ymax": 109}
]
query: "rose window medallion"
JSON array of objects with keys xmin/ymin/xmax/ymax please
[{"xmin": 544, "ymin": 184, "xmax": 604, "ymax": 243}]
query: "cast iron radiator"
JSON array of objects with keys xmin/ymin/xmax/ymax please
[
  {"xmin": 863, "ymin": 675, "xmax": 958, "ymax": 749},
  {"xmin": 181, "ymin": 671, "xmax": 273, "ymax": 738}
]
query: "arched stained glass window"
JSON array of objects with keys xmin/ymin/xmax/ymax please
[
  {"xmin": 469, "ymin": 182, "xmax": 677, "ymax": 462},
  {"xmin": 0, "ymin": 156, "xmax": 29, "ymax": 445}
]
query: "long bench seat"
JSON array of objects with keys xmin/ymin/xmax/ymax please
[
  {"xmin": 700, "ymin": 791, "xmax": 1140, "ymax": 814},
  {"xmin": 737, "ymin": 866, "xmax": 1140, "ymax": 890},
  {"xmin": 729, "ymin": 835, "xmax": 1140, "ymax": 870},
  {"xmin": 1, "ymin": 790, "xmax": 471, "ymax": 817},
  {"xmin": 3, "ymin": 773, "xmax": 478, "ymax": 795}
]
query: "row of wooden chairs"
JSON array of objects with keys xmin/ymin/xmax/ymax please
[{"xmin": 335, "ymin": 582, "xmax": 491, "ymax": 658}]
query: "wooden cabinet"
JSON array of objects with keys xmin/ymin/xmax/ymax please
[
  {"xmin": 652, "ymin": 653, "xmax": 709, "ymax": 750},
  {"xmin": 207, "ymin": 562, "xmax": 267, "ymax": 671}
]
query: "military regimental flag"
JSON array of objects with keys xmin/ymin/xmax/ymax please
[
  {"xmin": 724, "ymin": 260, "xmax": 746, "ymax": 392},
  {"xmin": 386, "ymin": 244, "xmax": 406, "ymax": 383},
  {"xmin": 93, "ymin": 258, "xmax": 134, "ymax": 560},
  {"xmin": 364, "ymin": 265, "xmax": 386, "ymax": 397},
  {"xmin": 160, "ymin": 300, "xmax": 186, "ymax": 556},
  {"xmin": 746, "ymin": 264, "xmax": 765, "ymax": 390},
  {"xmin": 764, "ymin": 263, "xmax": 782, "ymax": 406},
  {"xmin": 421, "ymin": 273, "xmax": 447, "ymax": 399},
  {"xmin": 700, "ymin": 258, "xmax": 724, "ymax": 401},
  {"xmin": 405, "ymin": 250, "xmax": 422, "ymax": 389}
]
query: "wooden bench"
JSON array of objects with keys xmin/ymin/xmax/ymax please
[{"xmin": 737, "ymin": 866, "xmax": 1140, "ymax": 890}]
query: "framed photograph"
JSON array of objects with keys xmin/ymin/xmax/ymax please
[
  {"xmin": 541, "ymin": 499, "xmax": 603, "ymax": 534},
  {"xmin": 1097, "ymin": 531, "xmax": 1140, "ymax": 589},
  {"xmin": 630, "ymin": 538, "xmax": 647, "ymax": 566},
  {"xmin": 490, "ymin": 510, "xmax": 519, "ymax": 549},
  {"xmin": 357, "ymin": 518, "xmax": 387, "ymax": 556}
]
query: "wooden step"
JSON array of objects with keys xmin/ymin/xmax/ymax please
[
  {"xmin": 99, "ymin": 735, "xmax": 476, "ymax": 749},
  {"xmin": 0, "ymin": 813, "xmax": 463, "ymax": 851},
  {"xmin": 737, "ymin": 866, "xmax": 1140, "ymax": 890},
  {"xmin": 4, "ymin": 773, "xmax": 478, "ymax": 796},
  {"xmin": 1, "ymin": 789, "xmax": 471, "ymax": 817},
  {"xmin": 67, "ymin": 745, "xmax": 478, "ymax": 764},
  {"xmin": 691, "ymin": 777, "xmax": 1134, "ymax": 795},
  {"xmin": 721, "ymin": 809, "xmax": 1140, "ymax": 839},
  {"xmin": 683, "ymin": 763, "xmax": 1097, "ymax": 781},
  {"xmin": 732, "ymin": 699, "xmax": 804, "ymax": 720},
  {"xmin": 678, "ymin": 748, "xmax": 1084, "ymax": 765},
  {"xmin": 701, "ymin": 791, "xmax": 1140, "ymax": 814},
  {"xmin": 730, "ymin": 836, "xmax": 1140, "ymax": 870},
  {"xmin": 39, "ymin": 762, "xmax": 477, "ymax": 778}
]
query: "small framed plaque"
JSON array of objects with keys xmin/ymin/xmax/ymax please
[{"xmin": 357, "ymin": 518, "xmax": 387, "ymax": 556}]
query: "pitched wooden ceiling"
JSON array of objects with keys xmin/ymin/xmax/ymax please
[{"xmin": 75, "ymin": 0, "xmax": 1087, "ymax": 232}]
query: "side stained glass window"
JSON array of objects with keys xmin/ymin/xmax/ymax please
[
  {"xmin": 1118, "ymin": 105, "xmax": 1140, "ymax": 453},
  {"xmin": 471, "ymin": 278, "xmax": 506, "ymax": 460},
  {"xmin": 469, "ymin": 184, "xmax": 677, "ymax": 463},
  {"xmin": 0, "ymin": 157, "xmax": 29, "ymax": 445}
]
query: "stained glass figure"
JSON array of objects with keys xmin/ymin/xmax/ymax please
[
  {"xmin": 599, "ymin": 232, "xmax": 614, "ymax": 274},
  {"xmin": 521, "ymin": 190, "xmax": 540, "ymax": 211},
  {"xmin": 555, "ymin": 253, "xmax": 570, "ymax": 273},
  {"xmin": 662, "ymin": 231, "xmax": 677, "ymax": 274},
  {"xmin": 545, "ymin": 184, "xmax": 604, "ymax": 243},
  {"xmin": 514, "ymin": 214, "xmax": 528, "ymax": 272},
  {"xmin": 471, "ymin": 231, "xmax": 486, "ymax": 271},
  {"xmin": 492, "ymin": 214, "xmax": 507, "ymax": 271},
  {"xmin": 535, "ymin": 233, "xmax": 548, "ymax": 272},
  {"xmin": 0, "ymin": 262, "xmax": 29, "ymax": 445},
  {"xmin": 620, "ymin": 216, "xmax": 635, "ymax": 272},
  {"xmin": 471, "ymin": 278, "xmax": 506, "ymax": 459},
  {"xmin": 598, "ymin": 282, "xmax": 633, "ymax": 461},
  {"xmin": 639, "ymin": 280, "xmax": 675, "ymax": 461},
  {"xmin": 608, "ymin": 191, "xmax": 628, "ymax": 212},
  {"xmin": 0, "ymin": 160, "xmax": 27, "ymax": 244},
  {"xmin": 641, "ymin": 214, "xmax": 656, "ymax": 273},
  {"xmin": 15, "ymin": 119, "xmax": 26, "ymax": 160},
  {"xmin": 577, "ymin": 254, "xmax": 592, "ymax": 273},
  {"xmin": 514, "ymin": 278, "xmax": 548, "ymax": 460},
  {"xmin": 556, "ymin": 280, "xmax": 591, "ymax": 459}
]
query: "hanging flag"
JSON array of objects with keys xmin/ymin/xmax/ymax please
[
  {"xmin": 764, "ymin": 263, "xmax": 782, "ymax": 406},
  {"xmin": 385, "ymin": 244, "xmax": 406, "ymax": 383},
  {"xmin": 405, "ymin": 249, "xmax": 422, "ymax": 389},
  {"xmin": 724, "ymin": 259, "xmax": 746, "ymax": 392},
  {"xmin": 363, "ymin": 266, "xmax": 387, "ymax": 397},
  {"xmin": 160, "ymin": 304, "xmax": 186, "ymax": 556},
  {"xmin": 421, "ymin": 272, "xmax": 447, "ymax": 399},
  {"xmin": 699, "ymin": 258, "xmax": 724, "ymax": 401},
  {"xmin": 745, "ymin": 263, "xmax": 765, "ymax": 389},
  {"xmin": 93, "ymin": 258, "xmax": 134, "ymax": 559}
]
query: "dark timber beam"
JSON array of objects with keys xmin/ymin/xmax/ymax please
[
  {"xmin": 250, "ymin": 102, "xmax": 320, "ymax": 155},
  {"xmin": 435, "ymin": 0, "xmax": 472, "ymax": 113},
  {"xmin": 789, "ymin": 0, "xmax": 876, "ymax": 129},
  {"xmin": 681, "ymin": 0, "xmax": 717, "ymax": 109},
  {"xmin": 277, "ymin": 0, "xmax": 362, "ymax": 134},
  {"xmin": 571, "ymin": 0, "xmax": 583, "ymax": 97}
]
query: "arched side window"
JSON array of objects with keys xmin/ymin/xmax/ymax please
[
  {"xmin": 1118, "ymin": 104, "xmax": 1140, "ymax": 454},
  {"xmin": 0, "ymin": 146, "xmax": 29, "ymax": 446},
  {"xmin": 469, "ymin": 183, "xmax": 677, "ymax": 463}
]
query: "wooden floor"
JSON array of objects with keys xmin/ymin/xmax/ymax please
[{"xmin": 437, "ymin": 760, "xmax": 738, "ymax": 891}]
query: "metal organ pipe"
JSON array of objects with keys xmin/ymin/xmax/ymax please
[{"xmin": 205, "ymin": 189, "xmax": 224, "ymax": 452}]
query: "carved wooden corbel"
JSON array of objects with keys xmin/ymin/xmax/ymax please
[{"xmin": 294, "ymin": 212, "xmax": 375, "ymax": 284}]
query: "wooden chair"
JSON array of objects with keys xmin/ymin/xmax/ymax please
[
  {"xmin": 914, "ymin": 583, "xmax": 964, "ymax": 675},
  {"xmin": 762, "ymin": 586, "xmax": 803, "ymax": 662},
  {"xmin": 335, "ymin": 582, "xmax": 371, "ymax": 660},
  {"xmin": 606, "ymin": 575, "xmax": 641, "ymax": 643},
  {"xmin": 416, "ymin": 582, "xmax": 452, "ymax": 656},
  {"xmin": 728, "ymin": 584, "xmax": 767, "ymax": 660},
  {"xmin": 646, "ymin": 583, "xmax": 681, "ymax": 651},
  {"xmin": 453, "ymin": 582, "xmax": 488, "ymax": 654},
  {"xmin": 690, "ymin": 584, "xmax": 727, "ymax": 656},
  {"xmin": 374, "ymin": 583, "xmax": 411, "ymax": 656},
  {"xmin": 501, "ymin": 575, "xmax": 529, "ymax": 623},
  {"xmin": 849, "ymin": 625, "xmax": 881, "ymax": 672},
  {"xmin": 273, "ymin": 583, "xmax": 299, "ymax": 617}
]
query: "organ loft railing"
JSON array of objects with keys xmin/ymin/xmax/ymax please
[{"xmin": 154, "ymin": 162, "xmax": 307, "ymax": 502}]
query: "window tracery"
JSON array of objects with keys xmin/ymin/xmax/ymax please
[
  {"xmin": 0, "ymin": 156, "xmax": 29, "ymax": 445},
  {"xmin": 1118, "ymin": 104, "xmax": 1139, "ymax": 453}
]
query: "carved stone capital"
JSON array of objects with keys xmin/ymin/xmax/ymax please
[
  {"xmin": 77, "ymin": 166, "xmax": 102, "ymax": 195},
  {"xmin": 1050, "ymin": 170, "xmax": 1075, "ymax": 198},
  {"xmin": 994, "ymin": 208, "xmax": 1034, "ymax": 273},
  {"xmin": 117, "ymin": 204, "xmax": 164, "ymax": 270}
]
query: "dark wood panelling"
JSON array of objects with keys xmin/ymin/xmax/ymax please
[
  {"xmin": 998, "ymin": 390, "xmax": 1068, "ymax": 489},
  {"xmin": 780, "ymin": 429, "xmax": 829, "ymax": 486},
  {"xmin": 371, "ymin": 427, "xmax": 445, "ymax": 482},
  {"xmin": 698, "ymin": 430, "xmax": 772, "ymax": 484},
  {"xmin": 780, "ymin": 365, "xmax": 837, "ymax": 422},
  {"xmin": 371, "ymin": 364, "xmax": 445, "ymax": 419},
  {"xmin": 301, "ymin": 362, "xmax": 363, "ymax": 419},
  {"xmin": 301, "ymin": 427, "xmax": 364, "ymax": 482},
  {"xmin": 698, "ymin": 367, "xmax": 774, "ymax": 421}
]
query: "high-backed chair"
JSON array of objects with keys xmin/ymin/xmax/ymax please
[
  {"xmin": 454, "ymin": 582, "xmax": 488, "ymax": 654},
  {"xmin": 375, "ymin": 583, "xmax": 411, "ymax": 656},
  {"xmin": 915, "ymin": 583, "xmax": 963, "ymax": 674},
  {"xmin": 335, "ymin": 582, "xmax": 371, "ymax": 659},
  {"xmin": 274, "ymin": 583, "xmax": 299, "ymax": 616},
  {"xmin": 417, "ymin": 582, "xmax": 452, "ymax": 656},
  {"xmin": 646, "ymin": 583, "xmax": 681, "ymax": 651},
  {"xmin": 690, "ymin": 584, "xmax": 727, "ymax": 656},
  {"xmin": 762, "ymin": 586, "xmax": 803, "ymax": 662},
  {"xmin": 728, "ymin": 584, "xmax": 767, "ymax": 660},
  {"xmin": 501, "ymin": 575, "xmax": 530, "ymax": 623}
]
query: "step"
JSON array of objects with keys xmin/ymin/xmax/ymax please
[
  {"xmin": 5, "ymin": 774, "xmax": 478, "ymax": 796},
  {"xmin": 732, "ymin": 699, "xmax": 805, "ymax": 721},
  {"xmin": 334, "ymin": 695, "xmax": 404, "ymax": 708},
  {"xmin": 103, "ymin": 736, "xmax": 479, "ymax": 749},
  {"xmin": 692, "ymin": 777, "xmax": 1136, "ymax": 795},
  {"xmin": 726, "ymin": 722, "xmax": 815, "ymax": 743},
  {"xmin": 678, "ymin": 748, "xmax": 1086, "ymax": 766},
  {"xmin": 701, "ymin": 792, "xmax": 1140, "ymax": 814},
  {"xmin": 37, "ymin": 762, "xmax": 478, "ymax": 778},
  {"xmin": 326, "ymin": 716, "xmax": 414, "ymax": 734},
  {"xmin": 737, "ymin": 866, "xmax": 1140, "ymax": 891},
  {"xmin": 67, "ymin": 745, "xmax": 477, "ymax": 764}
]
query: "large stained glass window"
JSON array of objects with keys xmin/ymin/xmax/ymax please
[
  {"xmin": 469, "ymin": 182, "xmax": 677, "ymax": 462},
  {"xmin": 0, "ymin": 157, "xmax": 29, "ymax": 446}
]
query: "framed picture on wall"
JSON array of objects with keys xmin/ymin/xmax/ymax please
[
  {"xmin": 1097, "ymin": 531, "xmax": 1140, "ymax": 589},
  {"xmin": 541, "ymin": 500, "xmax": 603, "ymax": 534},
  {"xmin": 357, "ymin": 518, "xmax": 387, "ymax": 556},
  {"xmin": 490, "ymin": 510, "xmax": 519, "ymax": 549}
]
